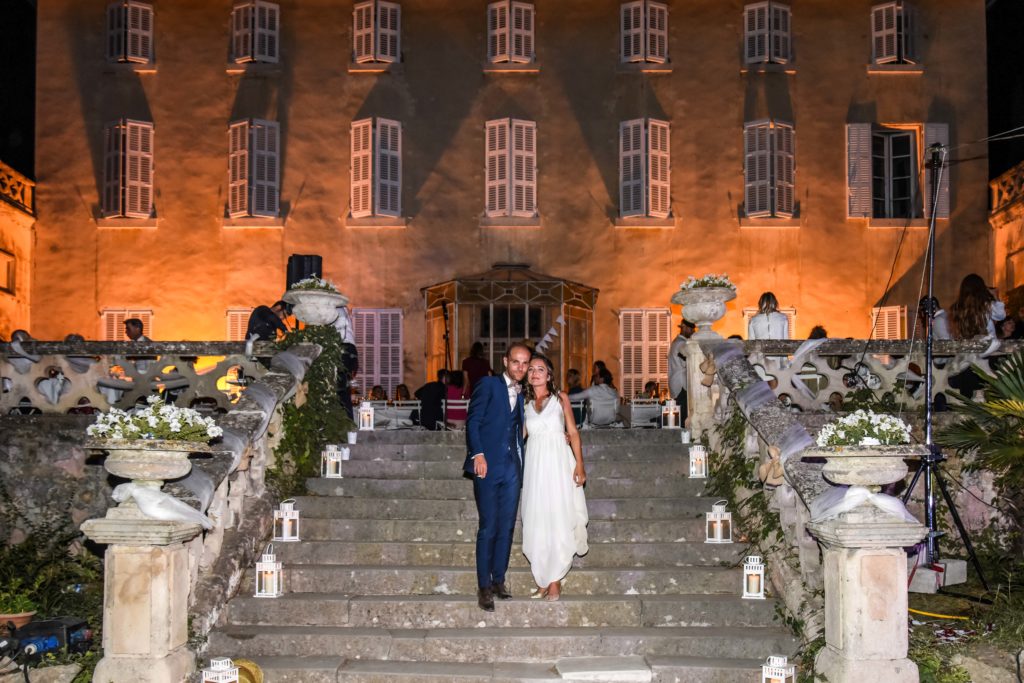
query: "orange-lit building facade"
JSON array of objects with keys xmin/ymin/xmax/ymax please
[{"xmin": 30, "ymin": 0, "xmax": 991, "ymax": 395}]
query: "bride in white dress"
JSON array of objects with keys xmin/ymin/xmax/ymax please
[{"xmin": 521, "ymin": 353, "xmax": 589, "ymax": 601}]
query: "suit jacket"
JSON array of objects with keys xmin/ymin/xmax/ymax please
[{"xmin": 463, "ymin": 375, "xmax": 525, "ymax": 477}]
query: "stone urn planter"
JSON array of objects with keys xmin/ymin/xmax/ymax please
[
  {"xmin": 804, "ymin": 443, "xmax": 929, "ymax": 491},
  {"xmin": 670, "ymin": 287, "xmax": 736, "ymax": 339},
  {"xmin": 87, "ymin": 438, "xmax": 208, "ymax": 491},
  {"xmin": 283, "ymin": 288, "xmax": 349, "ymax": 326}
]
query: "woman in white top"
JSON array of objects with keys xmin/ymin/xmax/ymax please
[{"xmin": 748, "ymin": 292, "xmax": 789, "ymax": 340}]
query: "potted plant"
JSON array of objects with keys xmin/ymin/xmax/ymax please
[
  {"xmin": 0, "ymin": 579, "xmax": 37, "ymax": 632},
  {"xmin": 807, "ymin": 408, "xmax": 926, "ymax": 489},
  {"xmin": 283, "ymin": 276, "xmax": 349, "ymax": 326},
  {"xmin": 670, "ymin": 274, "xmax": 737, "ymax": 339}
]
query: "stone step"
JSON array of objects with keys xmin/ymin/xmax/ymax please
[
  {"xmin": 226, "ymin": 593, "xmax": 776, "ymax": 629},
  {"xmin": 326, "ymin": 459, "xmax": 691, "ymax": 480},
  {"xmin": 353, "ymin": 430, "xmax": 686, "ymax": 447},
  {"xmin": 300, "ymin": 518, "xmax": 707, "ymax": 543},
  {"xmin": 238, "ymin": 565, "xmax": 742, "ymax": 596},
  {"xmin": 208, "ymin": 625, "xmax": 796, "ymax": 662},
  {"xmin": 271, "ymin": 540, "xmax": 745, "ymax": 568},
  {"xmin": 344, "ymin": 443, "xmax": 688, "ymax": 462}
]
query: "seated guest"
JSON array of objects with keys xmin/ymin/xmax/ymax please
[
  {"xmin": 574, "ymin": 368, "xmax": 620, "ymax": 425},
  {"xmin": 640, "ymin": 380, "xmax": 659, "ymax": 399},
  {"xmin": 445, "ymin": 371, "xmax": 469, "ymax": 426},
  {"xmin": 394, "ymin": 384, "xmax": 412, "ymax": 401},
  {"xmin": 415, "ymin": 369, "xmax": 448, "ymax": 431},
  {"xmin": 369, "ymin": 385, "xmax": 388, "ymax": 401}
]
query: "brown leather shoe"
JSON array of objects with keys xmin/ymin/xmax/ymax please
[
  {"xmin": 492, "ymin": 582, "xmax": 512, "ymax": 600},
  {"xmin": 477, "ymin": 587, "xmax": 495, "ymax": 612}
]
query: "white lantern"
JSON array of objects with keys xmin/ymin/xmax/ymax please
[
  {"xmin": 201, "ymin": 657, "xmax": 239, "ymax": 683},
  {"xmin": 742, "ymin": 555, "xmax": 765, "ymax": 599},
  {"xmin": 661, "ymin": 399, "xmax": 681, "ymax": 429},
  {"xmin": 761, "ymin": 655, "xmax": 796, "ymax": 683},
  {"xmin": 704, "ymin": 500, "xmax": 732, "ymax": 544},
  {"xmin": 254, "ymin": 544, "xmax": 283, "ymax": 598},
  {"xmin": 688, "ymin": 445, "xmax": 707, "ymax": 479},
  {"xmin": 358, "ymin": 401, "xmax": 375, "ymax": 431},
  {"xmin": 321, "ymin": 444, "xmax": 344, "ymax": 478},
  {"xmin": 273, "ymin": 498, "xmax": 301, "ymax": 542}
]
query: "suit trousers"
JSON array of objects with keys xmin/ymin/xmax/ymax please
[{"xmin": 473, "ymin": 457, "xmax": 521, "ymax": 589}]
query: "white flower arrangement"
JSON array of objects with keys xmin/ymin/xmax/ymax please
[
  {"xmin": 87, "ymin": 396, "xmax": 223, "ymax": 442},
  {"xmin": 679, "ymin": 273, "xmax": 737, "ymax": 291},
  {"xmin": 815, "ymin": 409, "xmax": 912, "ymax": 447},
  {"xmin": 289, "ymin": 276, "xmax": 340, "ymax": 293}
]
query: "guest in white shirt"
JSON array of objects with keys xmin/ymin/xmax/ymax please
[
  {"xmin": 950, "ymin": 274, "xmax": 1005, "ymax": 339},
  {"xmin": 748, "ymin": 292, "xmax": 789, "ymax": 340},
  {"xmin": 917, "ymin": 296, "xmax": 952, "ymax": 341},
  {"xmin": 574, "ymin": 369, "xmax": 620, "ymax": 425}
]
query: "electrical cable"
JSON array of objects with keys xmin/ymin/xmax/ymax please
[{"xmin": 908, "ymin": 607, "xmax": 971, "ymax": 620}]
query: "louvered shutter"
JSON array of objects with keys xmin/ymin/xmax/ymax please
[
  {"xmin": 353, "ymin": 1, "xmax": 375, "ymax": 62},
  {"xmin": 124, "ymin": 120, "xmax": 154, "ymax": 218},
  {"xmin": 231, "ymin": 2, "xmax": 254, "ymax": 63},
  {"xmin": 620, "ymin": 1, "xmax": 644, "ymax": 63},
  {"xmin": 871, "ymin": 306, "xmax": 906, "ymax": 340},
  {"xmin": 846, "ymin": 123, "xmax": 872, "ymax": 218},
  {"xmin": 620, "ymin": 310, "xmax": 644, "ymax": 399},
  {"xmin": 646, "ymin": 1, "xmax": 668, "ymax": 64},
  {"xmin": 510, "ymin": 2, "xmax": 534, "ymax": 63},
  {"xmin": 376, "ymin": 118, "xmax": 402, "ymax": 217},
  {"xmin": 782, "ymin": 309, "xmax": 796, "ymax": 337},
  {"xmin": 226, "ymin": 309, "xmax": 253, "ymax": 341},
  {"xmin": 902, "ymin": 3, "xmax": 916, "ymax": 64},
  {"xmin": 647, "ymin": 119, "xmax": 670, "ymax": 219},
  {"xmin": 744, "ymin": 121, "xmax": 771, "ymax": 217},
  {"xmin": 620, "ymin": 119, "xmax": 646, "ymax": 217},
  {"xmin": 645, "ymin": 309, "xmax": 670, "ymax": 394},
  {"xmin": 102, "ymin": 120, "xmax": 124, "ymax": 218},
  {"xmin": 102, "ymin": 309, "xmax": 153, "ymax": 340},
  {"xmin": 872, "ymin": 2, "xmax": 898, "ymax": 64},
  {"xmin": 744, "ymin": 2, "xmax": 769, "ymax": 64},
  {"xmin": 377, "ymin": 309, "xmax": 404, "ymax": 398},
  {"xmin": 254, "ymin": 1, "xmax": 279, "ymax": 63},
  {"xmin": 125, "ymin": 1, "xmax": 153, "ymax": 63},
  {"xmin": 351, "ymin": 118, "xmax": 374, "ymax": 218},
  {"xmin": 377, "ymin": 1, "xmax": 401, "ymax": 63},
  {"xmin": 250, "ymin": 119, "xmax": 279, "ymax": 217},
  {"xmin": 107, "ymin": 2, "xmax": 126, "ymax": 62},
  {"xmin": 353, "ymin": 309, "xmax": 375, "ymax": 395},
  {"xmin": 774, "ymin": 121, "xmax": 795, "ymax": 218},
  {"xmin": 487, "ymin": 1, "xmax": 509, "ymax": 62},
  {"xmin": 770, "ymin": 3, "xmax": 791, "ymax": 64},
  {"xmin": 924, "ymin": 123, "xmax": 950, "ymax": 219},
  {"xmin": 511, "ymin": 119, "xmax": 537, "ymax": 217},
  {"xmin": 228, "ymin": 120, "xmax": 250, "ymax": 218},
  {"xmin": 485, "ymin": 119, "xmax": 510, "ymax": 217}
]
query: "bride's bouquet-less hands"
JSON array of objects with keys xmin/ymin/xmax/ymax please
[
  {"xmin": 678, "ymin": 273, "xmax": 737, "ymax": 291},
  {"xmin": 87, "ymin": 396, "xmax": 223, "ymax": 442},
  {"xmin": 815, "ymin": 408, "xmax": 911, "ymax": 447}
]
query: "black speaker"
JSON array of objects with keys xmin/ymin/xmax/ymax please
[{"xmin": 286, "ymin": 254, "xmax": 323, "ymax": 288}]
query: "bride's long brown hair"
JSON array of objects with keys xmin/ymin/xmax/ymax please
[{"xmin": 525, "ymin": 352, "xmax": 559, "ymax": 403}]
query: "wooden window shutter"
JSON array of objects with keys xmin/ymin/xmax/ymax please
[
  {"xmin": 902, "ymin": 3, "xmax": 917, "ymax": 63},
  {"xmin": 353, "ymin": 1, "xmax": 375, "ymax": 62},
  {"xmin": 744, "ymin": 120, "xmax": 771, "ymax": 217},
  {"xmin": 377, "ymin": 309, "xmax": 404, "ymax": 398},
  {"xmin": 923, "ymin": 123, "xmax": 950, "ymax": 219},
  {"xmin": 231, "ymin": 2, "xmax": 254, "ymax": 63},
  {"xmin": 510, "ymin": 2, "xmax": 534, "ymax": 64},
  {"xmin": 124, "ymin": 119, "xmax": 154, "ymax": 218},
  {"xmin": 511, "ymin": 119, "xmax": 537, "ymax": 217},
  {"xmin": 375, "ymin": 118, "xmax": 402, "ymax": 217},
  {"xmin": 619, "ymin": 309, "xmax": 645, "ymax": 399},
  {"xmin": 645, "ymin": 309, "xmax": 671, "ymax": 394},
  {"xmin": 102, "ymin": 120, "xmax": 125, "ymax": 218},
  {"xmin": 872, "ymin": 2, "xmax": 898, "ymax": 64},
  {"xmin": 101, "ymin": 309, "xmax": 153, "ymax": 341},
  {"xmin": 485, "ymin": 119, "xmax": 510, "ymax": 217},
  {"xmin": 487, "ymin": 1, "xmax": 509, "ymax": 63},
  {"xmin": 125, "ymin": 1, "xmax": 154, "ymax": 63},
  {"xmin": 376, "ymin": 1, "xmax": 401, "ymax": 63},
  {"xmin": 620, "ymin": 1, "xmax": 644, "ymax": 63},
  {"xmin": 846, "ymin": 123, "xmax": 872, "ymax": 218},
  {"xmin": 228, "ymin": 120, "xmax": 250, "ymax": 218},
  {"xmin": 773, "ymin": 121, "xmax": 795, "ymax": 218},
  {"xmin": 226, "ymin": 308, "xmax": 253, "ymax": 341},
  {"xmin": 871, "ymin": 305, "xmax": 907, "ymax": 340},
  {"xmin": 107, "ymin": 2, "xmax": 126, "ymax": 62},
  {"xmin": 645, "ymin": 1, "xmax": 668, "ymax": 64},
  {"xmin": 352, "ymin": 309, "xmax": 375, "ymax": 395},
  {"xmin": 744, "ymin": 2, "xmax": 769, "ymax": 64},
  {"xmin": 350, "ymin": 118, "xmax": 374, "ymax": 218},
  {"xmin": 254, "ymin": 1, "xmax": 279, "ymax": 63},
  {"xmin": 619, "ymin": 119, "xmax": 646, "ymax": 217},
  {"xmin": 250, "ymin": 119, "xmax": 279, "ymax": 217},
  {"xmin": 647, "ymin": 119, "xmax": 671, "ymax": 219},
  {"xmin": 770, "ymin": 3, "xmax": 791, "ymax": 64}
]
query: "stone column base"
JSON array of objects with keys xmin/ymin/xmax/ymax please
[
  {"xmin": 92, "ymin": 645, "xmax": 194, "ymax": 683},
  {"xmin": 815, "ymin": 645, "xmax": 919, "ymax": 683}
]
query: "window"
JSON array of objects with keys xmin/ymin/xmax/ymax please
[
  {"xmin": 351, "ymin": 118, "xmax": 402, "ymax": 218},
  {"xmin": 106, "ymin": 1, "xmax": 154, "ymax": 64},
  {"xmin": 485, "ymin": 118, "xmax": 537, "ymax": 218},
  {"xmin": 620, "ymin": 1, "xmax": 668, "ymax": 64},
  {"xmin": 352, "ymin": 308, "xmax": 403, "ymax": 398},
  {"xmin": 102, "ymin": 119, "xmax": 154, "ymax": 219},
  {"xmin": 228, "ymin": 119, "xmax": 280, "ymax": 218},
  {"xmin": 0, "ymin": 250, "xmax": 14, "ymax": 295},
  {"xmin": 487, "ymin": 1, "xmax": 535, "ymax": 64},
  {"xmin": 846, "ymin": 123, "xmax": 948, "ymax": 219},
  {"xmin": 619, "ymin": 118, "xmax": 671, "ymax": 219},
  {"xmin": 871, "ymin": 1, "xmax": 915, "ymax": 65},
  {"xmin": 353, "ymin": 1, "xmax": 401, "ymax": 64},
  {"xmin": 870, "ymin": 305, "xmax": 907, "ymax": 339},
  {"xmin": 744, "ymin": 119, "xmax": 795, "ymax": 218},
  {"xmin": 744, "ymin": 2, "xmax": 791, "ymax": 65},
  {"xmin": 226, "ymin": 308, "xmax": 253, "ymax": 341},
  {"xmin": 231, "ymin": 1, "xmax": 279, "ymax": 64},
  {"xmin": 742, "ymin": 307, "xmax": 797, "ymax": 336},
  {"xmin": 101, "ymin": 309, "xmax": 153, "ymax": 341},
  {"xmin": 620, "ymin": 308, "xmax": 670, "ymax": 399}
]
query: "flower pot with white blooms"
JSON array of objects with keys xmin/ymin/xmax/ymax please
[
  {"xmin": 670, "ymin": 274, "xmax": 737, "ymax": 339},
  {"xmin": 282, "ymin": 276, "xmax": 349, "ymax": 326}
]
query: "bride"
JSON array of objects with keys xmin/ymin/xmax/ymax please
[{"xmin": 521, "ymin": 352, "xmax": 589, "ymax": 601}]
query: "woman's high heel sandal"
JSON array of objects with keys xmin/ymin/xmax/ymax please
[{"xmin": 530, "ymin": 586, "xmax": 548, "ymax": 600}]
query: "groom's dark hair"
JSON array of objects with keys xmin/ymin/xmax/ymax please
[{"xmin": 505, "ymin": 342, "xmax": 531, "ymax": 359}]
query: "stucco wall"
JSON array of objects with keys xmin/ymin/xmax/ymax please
[
  {"xmin": 33, "ymin": 0, "xmax": 990, "ymax": 386},
  {"xmin": 0, "ymin": 201, "xmax": 33, "ymax": 339}
]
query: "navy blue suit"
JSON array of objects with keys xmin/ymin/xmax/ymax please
[{"xmin": 464, "ymin": 375, "xmax": 525, "ymax": 589}]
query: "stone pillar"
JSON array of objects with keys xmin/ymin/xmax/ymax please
[
  {"xmin": 684, "ymin": 340, "xmax": 714, "ymax": 438},
  {"xmin": 81, "ymin": 508, "xmax": 202, "ymax": 682},
  {"xmin": 807, "ymin": 504, "xmax": 927, "ymax": 682}
]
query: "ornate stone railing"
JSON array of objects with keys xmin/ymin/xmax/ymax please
[
  {"xmin": 1, "ymin": 341, "xmax": 277, "ymax": 414},
  {"xmin": 991, "ymin": 159, "xmax": 1024, "ymax": 219},
  {"xmin": 0, "ymin": 158, "xmax": 34, "ymax": 215}
]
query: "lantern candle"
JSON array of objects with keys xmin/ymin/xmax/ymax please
[
  {"xmin": 688, "ymin": 444, "xmax": 707, "ymax": 479},
  {"xmin": 704, "ymin": 500, "xmax": 732, "ymax": 544},
  {"xmin": 358, "ymin": 401, "xmax": 375, "ymax": 431},
  {"xmin": 273, "ymin": 498, "xmax": 301, "ymax": 542},
  {"xmin": 742, "ymin": 555, "xmax": 765, "ymax": 599},
  {"xmin": 761, "ymin": 655, "xmax": 796, "ymax": 683},
  {"xmin": 661, "ymin": 399, "xmax": 681, "ymax": 429},
  {"xmin": 201, "ymin": 657, "xmax": 239, "ymax": 683},
  {"xmin": 321, "ymin": 444, "xmax": 344, "ymax": 478},
  {"xmin": 254, "ymin": 543, "xmax": 283, "ymax": 598}
]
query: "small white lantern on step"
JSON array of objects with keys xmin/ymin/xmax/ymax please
[
  {"xmin": 704, "ymin": 500, "xmax": 732, "ymax": 544},
  {"xmin": 358, "ymin": 401, "xmax": 375, "ymax": 431},
  {"xmin": 661, "ymin": 399, "xmax": 681, "ymax": 429},
  {"xmin": 761, "ymin": 655, "xmax": 796, "ymax": 683},
  {"xmin": 201, "ymin": 657, "xmax": 239, "ymax": 683},
  {"xmin": 254, "ymin": 543, "xmax": 283, "ymax": 598},
  {"xmin": 742, "ymin": 555, "xmax": 766, "ymax": 599},
  {"xmin": 321, "ymin": 444, "xmax": 344, "ymax": 478},
  {"xmin": 688, "ymin": 444, "xmax": 707, "ymax": 479},
  {"xmin": 273, "ymin": 498, "xmax": 301, "ymax": 542}
]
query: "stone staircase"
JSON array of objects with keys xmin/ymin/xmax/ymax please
[{"xmin": 209, "ymin": 430, "xmax": 796, "ymax": 681}]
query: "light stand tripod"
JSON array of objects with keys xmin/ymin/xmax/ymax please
[{"xmin": 901, "ymin": 143, "xmax": 989, "ymax": 590}]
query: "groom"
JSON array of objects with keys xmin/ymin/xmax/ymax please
[{"xmin": 464, "ymin": 343, "xmax": 530, "ymax": 612}]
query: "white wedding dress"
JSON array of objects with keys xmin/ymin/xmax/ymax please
[{"xmin": 521, "ymin": 395, "xmax": 589, "ymax": 587}]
